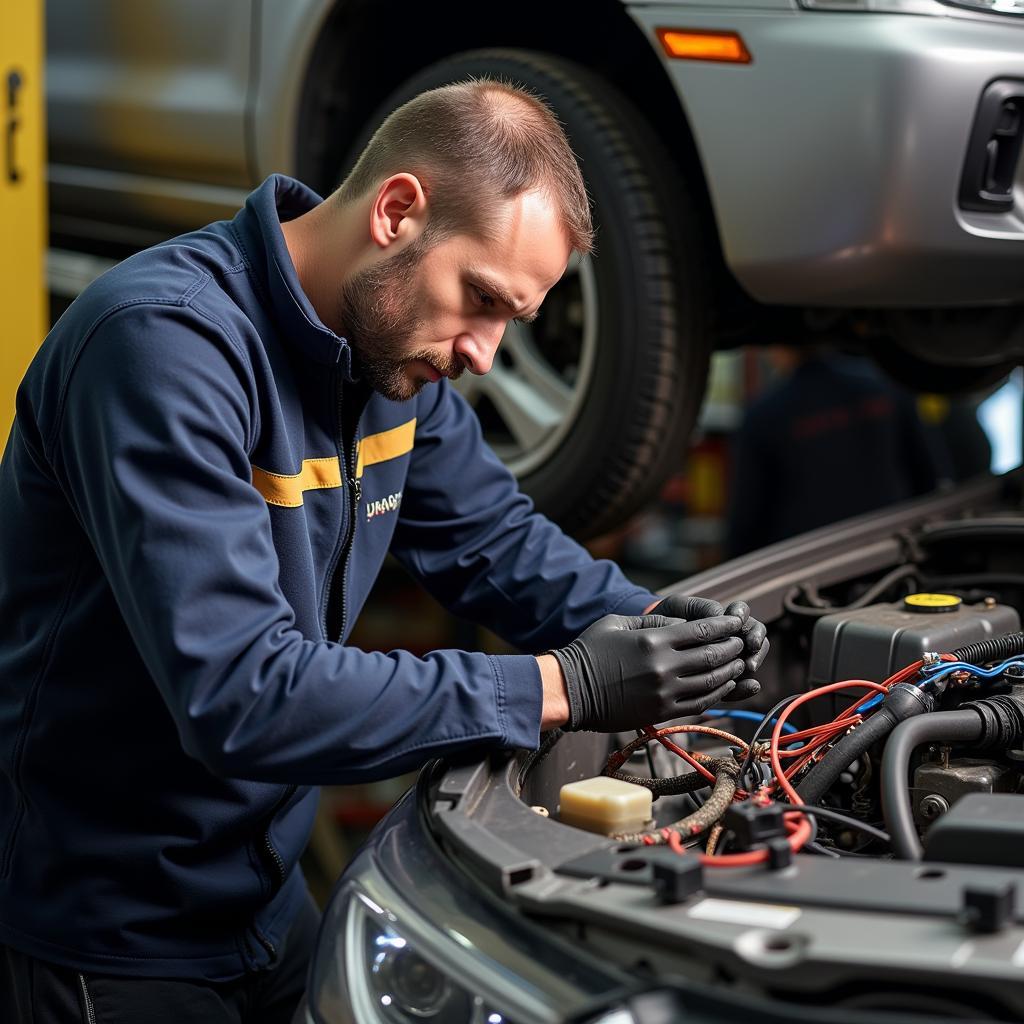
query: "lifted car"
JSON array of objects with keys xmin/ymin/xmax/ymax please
[
  {"xmin": 46, "ymin": 0, "xmax": 1024, "ymax": 537},
  {"xmin": 304, "ymin": 473, "xmax": 1024, "ymax": 1023}
]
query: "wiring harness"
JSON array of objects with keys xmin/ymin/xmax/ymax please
[{"xmin": 601, "ymin": 643, "xmax": 1024, "ymax": 868}]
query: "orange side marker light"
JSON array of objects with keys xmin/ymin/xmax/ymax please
[{"xmin": 657, "ymin": 28, "xmax": 752, "ymax": 65}]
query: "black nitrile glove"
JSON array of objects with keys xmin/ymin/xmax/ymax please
[
  {"xmin": 648, "ymin": 594, "xmax": 769, "ymax": 701},
  {"xmin": 551, "ymin": 613, "xmax": 748, "ymax": 732}
]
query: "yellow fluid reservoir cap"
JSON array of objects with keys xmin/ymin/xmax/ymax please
[{"xmin": 904, "ymin": 593, "xmax": 962, "ymax": 613}]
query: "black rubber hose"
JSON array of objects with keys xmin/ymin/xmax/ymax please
[
  {"xmin": 952, "ymin": 631, "xmax": 1024, "ymax": 665},
  {"xmin": 796, "ymin": 684, "xmax": 934, "ymax": 806},
  {"xmin": 783, "ymin": 564, "xmax": 917, "ymax": 619},
  {"xmin": 962, "ymin": 693, "xmax": 1024, "ymax": 750},
  {"xmin": 881, "ymin": 709, "xmax": 984, "ymax": 861}
]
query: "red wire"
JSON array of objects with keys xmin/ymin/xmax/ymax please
[
  {"xmin": 644, "ymin": 654, "xmax": 961, "ymax": 864},
  {"xmin": 776, "ymin": 721, "xmax": 855, "ymax": 756},
  {"xmin": 641, "ymin": 725, "xmax": 717, "ymax": 783},
  {"xmin": 768, "ymin": 680, "xmax": 887, "ymax": 803},
  {"xmin": 780, "ymin": 719, "xmax": 860, "ymax": 744},
  {"xmin": 700, "ymin": 679, "xmax": 884, "ymax": 864},
  {"xmin": 698, "ymin": 812, "xmax": 812, "ymax": 866}
]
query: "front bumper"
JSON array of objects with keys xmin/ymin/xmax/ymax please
[{"xmin": 631, "ymin": 5, "xmax": 1024, "ymax": 307}]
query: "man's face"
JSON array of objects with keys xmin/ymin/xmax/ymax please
[{"xmin": 339, "ymin": 190, "xmax": 571, "ymax": 402}]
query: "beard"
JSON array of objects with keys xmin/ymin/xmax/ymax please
[{"xmin": 338, "ymin": 241, "xmax": 463, "ymax": 402}]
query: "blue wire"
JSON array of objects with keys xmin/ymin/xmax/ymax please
[
  {"xmin": 855, "ymin": 693, "xmax": 884, "ymax": 714},
  {"xmin": 852, "ymin": 657, "xmax": 1024, "ymax": 716},
  {"xmin": 703, "ymin": 708, "xmax": 799, "ymax": 735},
  {"xmin": 921, "ymin": 657, "xmax": 1024, "ymax": 686}
]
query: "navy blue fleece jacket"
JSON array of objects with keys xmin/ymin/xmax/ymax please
[{"xmin": 0, "ymin": 175, "xmax": 655, "ymax": 980}]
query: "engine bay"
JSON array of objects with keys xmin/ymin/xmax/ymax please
[
  {"xmin": 564, "ymin": 585, "xmax": 1024, "ymax": 871},
  {"xmin": 519, "ymin": 504, "xmax": 1024, "ymax": 880},
  {"xmin": 427, "ymin": 487, "xmax": 1024, "ymax": 1021}
]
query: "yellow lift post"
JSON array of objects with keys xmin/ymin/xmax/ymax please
[{"xmin": 1, "ymin": 0, "xmax": 46, "ymax": 441}]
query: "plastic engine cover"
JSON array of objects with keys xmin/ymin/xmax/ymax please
[
  {"xmin": 924, "ymin": 793, "xmax": 1024, "ymax": 868},
  {"xmin": 809, "ymin": 597, "xmax": 1021, "ymax": 690}
]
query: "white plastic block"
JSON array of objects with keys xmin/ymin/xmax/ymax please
[{"xmin": 558, "ymin": 776, "xmax": 653, "ymax": 835}]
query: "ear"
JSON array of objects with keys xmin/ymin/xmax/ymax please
[{"xmin": 369, "ymin": 173, "xmax": 427, "ymax": 250}]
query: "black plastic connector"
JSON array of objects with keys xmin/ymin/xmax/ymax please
[
  {"xmin": 766, "ymin": 837, "xmax": 793, "ymax": 871},
  {"xmin": 722, "ymin": 802, "xmax": 786, "ymax": 850},
  {"xmin": 960, "ymin": 883, "xmax": 1016, "ymax": 934},
  {"xmin": 645, "ymin": 848, "xmax": 704, "ymax": 905}
]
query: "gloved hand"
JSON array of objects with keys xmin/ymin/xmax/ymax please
[
  {"xmin": 647, "ymin": 594, "xmax": 769, "ymax": 701},
  {"xmin": 550, "ymin": 613, "xmax": 748, "ymax": 732}
]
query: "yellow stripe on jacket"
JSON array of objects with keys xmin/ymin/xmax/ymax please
[
  {"xmin": 251, "ymin": 457, "xmax": 342, "ymax": 508},
  {"xmin": 355, "ymin": 418, "xmax": 416, "ymax": 478},
  {"xmin": 251, "ymin": 419, "xmax": 416, "ymax": 507}
]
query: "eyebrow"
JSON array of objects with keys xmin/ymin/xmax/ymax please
[{"xmin": 471, "ymin": 274, "xmax": 540, "ymax": 324}]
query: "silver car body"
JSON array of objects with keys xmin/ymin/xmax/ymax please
[
  {"xmin": 46, "ymin": 0, "xmax": 1024, "ymax": 308},
  {"xmin": 630, "ymin": 2, "xmax": 1024, "ymax": 307}
]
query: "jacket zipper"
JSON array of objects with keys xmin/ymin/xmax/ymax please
[
  {"xmin": 260, "ymin": 818, "xmax": 289, "ymax": 896},
  {"xmin": 258, "ymin": 783, "xmax": 297, "ymax": 897},
  {"xmin": 78, "ymin": 974, "xmax": 96, "ymax": 1024},
  {"xmin": 251, "ymin": 924, "xmax": 278, "ymax": 963},
  {"xmin": 324, "ymin": 379, "xmax": 367, "ymax": 643},
  {"xmin": 253, "ymin": 780, "xmax": 299, "ymax": 964},
  {"xmin": 319, "ymin": 372, "xmax": 348, "ymax": 641},
  {"xmin": 334, "ymin": 429, "xmax": 362, "ymax": 643}
]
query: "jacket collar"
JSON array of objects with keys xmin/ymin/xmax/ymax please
[{"xmin": 234, "ymin": 174, "xmax": 354, "ymax": 377}]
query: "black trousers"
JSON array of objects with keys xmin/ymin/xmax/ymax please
[{"xmin": 0, "ymin": 892, "xmax": 320, "ymax": 1023}]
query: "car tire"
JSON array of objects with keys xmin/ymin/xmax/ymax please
[{"xmin": 340, "ymin": 50, "xmax": 712, "ymax": 538}]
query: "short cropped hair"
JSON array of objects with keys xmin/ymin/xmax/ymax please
[{"xmin": 337, "ymin": 79, "xmax": 593, "ymax": 254}]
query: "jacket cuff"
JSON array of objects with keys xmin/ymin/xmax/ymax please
[{"xmin": 490, "ymin": 654, "xmax": 543, "ymax": 750}]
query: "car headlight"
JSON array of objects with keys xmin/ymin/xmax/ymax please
[
  {"xmin": 359, "ymin": 896, "xmax": 518, "ymax": 1024},
  {"xmin": 798, "ymin": 0, "xmax": 1024, "ymax": 11},
  {"xmin": 937, "ymin": 0, "xmax": 1024, "ymax": 13},
  {"xmin": 306, "ymin": 786, "xmax": 638, "ymax": 1024},
  {"xmin": 310, "ymin": 883, "xmax": 533, "ymax": 1024}
]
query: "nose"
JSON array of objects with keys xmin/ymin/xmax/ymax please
[{"xmin": 453, "ymin": 321, "xmax": 506, "ymax": 375}]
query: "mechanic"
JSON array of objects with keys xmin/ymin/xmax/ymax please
[{"xmin": 0, "ymin": 81, "xmax": 767, "ymax": 1022}]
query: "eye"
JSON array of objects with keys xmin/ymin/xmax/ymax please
[{"xmin": 472, "ymin": 286, "xmax": 495, "ymax": 309}]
